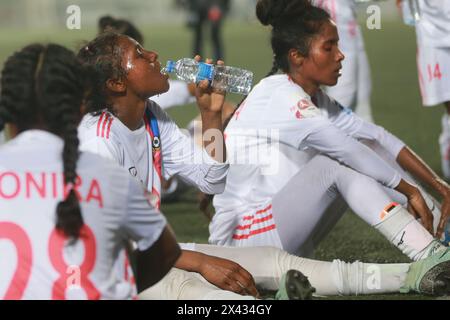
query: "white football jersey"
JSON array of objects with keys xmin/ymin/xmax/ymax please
[
  {"xmin": 414, "ymin": 0, "xmax": 450, "ymax": 47},
  {"xmin": 78, "ymin": 99, "xmax": 229, "ymax": 196},
  {"xmin": 210, "ymin": 74, "xmax": 404, "ymax": 245},
  {"xmin": 0, "ymin": 130, "xmax": 166, "ymax": 300}
]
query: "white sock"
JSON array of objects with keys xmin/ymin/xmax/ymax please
[
  {"xmin": 331, "ymin": 260, "xmax": 410, "ymax": 295},
  {"xmin": 374, "ymin": 205, "xmax": 445, "ymax": 261},
  {"xmin": 270, "ymin": 248, "xmax": 410, "ymax": 296}
]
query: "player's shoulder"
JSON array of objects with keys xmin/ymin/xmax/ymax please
[
  {"xmin": 146, "ymin": 99, "xmax": 180, "ymax": 133},
  {"xmin": 79, "ymin": 110, "xmax": 119, "ymax": 140},
  {"xmin": 146, "ymin": 99, "xmax": 171, "ymax": 120},
  {"xmin": 78, "ymin": 150, "xmax": 131, "ymax": 186},
  {"xmin": 267, "ymin": 74, "xmax": 309, "ymax": 98}
]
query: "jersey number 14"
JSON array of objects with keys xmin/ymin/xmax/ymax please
[{"xmin": 427, "ymin": 63, "xmax": 443, "ymax": 82}]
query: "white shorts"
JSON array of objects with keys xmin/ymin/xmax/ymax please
[
  {"xmin": 416, "ymin": 45, "xmax": 450, "ymax": 106},
  {"xmin": 227, "ymin": 201, "xmax": 284, "ymax": 249}
]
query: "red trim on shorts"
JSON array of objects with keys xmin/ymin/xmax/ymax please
[
  {"xmin": 232, "ymin": 224, "xmax": 276, "ymax": 240},
  {"xmin": 236, "ymin": 214, "xmax": 273, "ymax": 230},
  {"xmin": 241, "ymin": 204, "xmax": 272, "ymax": 221}
]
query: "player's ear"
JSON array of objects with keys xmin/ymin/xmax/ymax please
[
  {"xmin": 106, "ymin": 77, "xmax": 126, "ymax": 93},
  {"xmin": 288, "ymin": 48, "xmax": 305, "ymax": 68}
]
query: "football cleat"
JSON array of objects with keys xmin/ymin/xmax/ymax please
[
  {"xmin": 401, "ymin": 247, "xmax": 450, "ymax": 295},
  {"xmin": 275, "ymin": 269, "xmax": 316, "ymax": 300}
]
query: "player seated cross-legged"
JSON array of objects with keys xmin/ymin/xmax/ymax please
[
  {"xmin": 0, "ymin": 43, "xmax": 181, "ymax": 299},
  {"xmin": 205, "ymin": 0, "xmax": 450, "ymax": 295}
]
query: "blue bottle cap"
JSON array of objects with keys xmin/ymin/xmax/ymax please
[
  {"xmin": 165, "ymin": 60, "xmax": 175, "ymax": 73},
  {"xmin": 196, "ymin": 62, "xmax": 214, "ymax": 82}
]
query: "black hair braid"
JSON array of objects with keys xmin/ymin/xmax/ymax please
[
  {"xmin": 256, "ymin": 0, "xmax": 330, "ymax": 72},
  {"xmin": 56, "ymin": 112, "xmax": 83, "ymax": 241},
  {"xmin": 77, "ymin": 32, "xmax": 126, "ymax": 115},
  {"xmin": 0, "ymin": 43, "xmax": 88, "ymax": 241},
  {"xmin": 0, "ymin": 45, "xmax": 42, "ymax": 130},
  {"xmin": 42, "ymin": 45, "xmax": 86, "ymax": 240}
]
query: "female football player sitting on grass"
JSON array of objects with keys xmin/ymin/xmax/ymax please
[{"xmin": 204, "ymin": 0, "xmax": 450, "ymax": 296}]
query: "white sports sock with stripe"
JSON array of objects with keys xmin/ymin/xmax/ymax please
[
  {"xmin": 193, "ymin": 244, "xmax": 411, "ymax": 296},
  {"xmin": 374, "ymin": 205, "xmax": 445, "ymax": 261}
]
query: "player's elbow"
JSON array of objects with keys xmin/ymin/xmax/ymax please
[
  {"xmin": 199, "ymin": 165, "xmax": 229, "ymax": 194},
  {"xmin": 199, "ymin": 178, "xmax": 227, "ymax": 194},
  {"xmin": 135, "ymin": 227, "xmax": 181, "ymax": 293}
]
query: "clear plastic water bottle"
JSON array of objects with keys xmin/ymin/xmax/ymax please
[{"xmin": 163, "ymin": 58, "xmax": 253, "ymax": 95}]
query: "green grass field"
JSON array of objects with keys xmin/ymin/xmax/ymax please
[{"xmin": 0, "ymin": 19, "xmax": 446, "ymax": 299}]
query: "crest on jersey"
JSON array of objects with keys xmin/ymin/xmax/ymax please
[
  {"xmin": 128, "ymin": 166, "xmax": 138, "ymax": 177},
  {"xmin": 290, "ymin": 98, "xmax": 320, "ymax": 119}
]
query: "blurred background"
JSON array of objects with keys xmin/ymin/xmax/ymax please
[{"xmin": 0, "ymin": 0, "xmax": 444, "ymax": 299}]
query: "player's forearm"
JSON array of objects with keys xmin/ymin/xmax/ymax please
[
  {"xmin": 201, "ymin": 110, "xmax": 227, "ymax": 163},
  {"xmin": 397, "ymin": 146, "xmax": 450, "ymax": 196},
  {"xmin": 174, "ymin": 249, "xmax": 206, "ymax": 273}
]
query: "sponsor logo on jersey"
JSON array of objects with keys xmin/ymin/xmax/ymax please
[{"xmin": 290, "ymin": 98, "xmax": 320, "ymax": 119}]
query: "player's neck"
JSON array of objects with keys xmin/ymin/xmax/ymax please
[
  {"xmin": 287, "ymin": 72, "xmax": 319, "ymax": 97},
  {"xmin": 110, "ymin": 96, "xmax": 146, "ymax": 131}
]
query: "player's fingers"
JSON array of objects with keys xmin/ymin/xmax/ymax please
[
  {"xmin": 418, "ymin": 209, "xmax": 433, "ymax": 234},
  {"xmin": 436, "ymin": 215, "xmax": 447, "ymax": 239},
  {"xmin": 224, "ymin": 278, "xmax": 246, "ymax": 295},
  {"xmin": 234, "ymin": 271, "xmax": 259, "ymax": 297},
  {"xmin": 197, "ymin": 79, "xmax": 210, "ymax": 90},
  {"xmin": 237, "ymin": 267, "xmax": 257, "ymax": 289},
  {"xmin": 407, "ymin": 202, "xmax": 419, "ymax": 219}
]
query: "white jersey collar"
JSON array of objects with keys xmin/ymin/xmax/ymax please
[{"xmin": 12, "ymin": 129, "xmax": 63, "ymax": 147}]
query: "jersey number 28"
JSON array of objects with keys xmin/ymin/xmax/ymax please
[{"xmin": 0, "ymin": 222, "xmax": 100, "ymax": 300}]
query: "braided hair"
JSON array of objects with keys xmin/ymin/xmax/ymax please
[
  {"xmin": 256, "ymin": 0, "xmax": 330, "ymax": 74},
  {"xmin": 0, "ymin": 44, "xmax": 89, "ymax": 241},
  {"xmin": 77, "ymin": 32, "xmax": 126, "ymax": 115}
]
